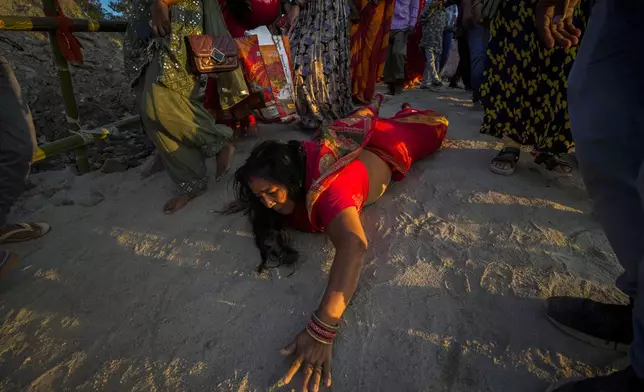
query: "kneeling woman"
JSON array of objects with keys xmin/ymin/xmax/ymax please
[{"xmin": 227, "ymin": 95, "xmax": 447, "ymax": 390}]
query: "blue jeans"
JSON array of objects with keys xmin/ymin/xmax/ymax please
[
  {"xmin": 440, "ymin": 30, "xmax": 454, "ymax": 72},
  {"xmin": 467, "ymin": 25, "xmax": 489, "ymax": 102},
  {"xmin": 568, "ymin": 0, "xmax": 644, "ymax": 378}
]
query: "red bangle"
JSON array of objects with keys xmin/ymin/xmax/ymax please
[
  {"xmin": 307, "ymin": 320, "xmax": 337, "ymax": 340},
  {"xmin": 306, "ymin": 324, "xmax": 333, "ymax": 345}
]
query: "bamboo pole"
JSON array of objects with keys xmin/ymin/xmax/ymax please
[
  {"xmin": 32, "ymin": 129, "xmax": 109, "ymax": 164},
  {"xmin": 41, "ymin": 0, "xmax": 90, "ymax": 173},
  {"xmin": 0, "ymin": 16, "xmax": 127, "ymax": 32}
]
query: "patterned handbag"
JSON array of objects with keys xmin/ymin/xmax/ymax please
[{"xmin": 185, "ymin": 35, "xmax": 239, "ymax": 74}]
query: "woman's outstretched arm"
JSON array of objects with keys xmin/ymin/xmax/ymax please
[
  {"xmin": 317, "ymin": 207, "xmax": 368, "ymax": 324},
  {"xmin": 279, "ymin": 207, "xmax": 367, "ymax": 392}
]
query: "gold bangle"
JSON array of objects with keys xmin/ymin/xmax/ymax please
[{"xmin": 313, "ymin": 313, "xmax": 339, "ymax": 331}]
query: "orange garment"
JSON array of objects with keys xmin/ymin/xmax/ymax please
[{"xmin": 350, "ymin": 0, "xmax": 395, "ymax": 104}]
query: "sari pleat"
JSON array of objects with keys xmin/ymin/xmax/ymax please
[{"xmin": 350, "ymin": 0, "xmax": 395, "ymax": 103}]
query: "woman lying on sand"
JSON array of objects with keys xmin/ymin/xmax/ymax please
[{"xmin": 227, "ymin": 94, "xmax": 448, "ymax": 391}]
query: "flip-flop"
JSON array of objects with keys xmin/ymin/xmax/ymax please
[
  {"xmin": 0, "ymin": 250, "xmax": 19, "ymax": 278},
  {"xmin": 489, "ymin": 147, "xmax": 521, "ymax": 176},
  {"xmin": 0, "ymin": 222, "xmax": 51, "ymax": 244},
  {"xmin": 534, "ymin": 152, "xmax": 573, "ymax": 173}
]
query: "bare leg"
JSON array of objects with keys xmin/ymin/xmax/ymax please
[{"xmin": 216, "ymin": 143, "xmax": 235, "ymax": 180}]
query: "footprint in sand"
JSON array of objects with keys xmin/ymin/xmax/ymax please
[{"xmin": 480, "ymin": 262, "xmax": 514, "ymax": 295}]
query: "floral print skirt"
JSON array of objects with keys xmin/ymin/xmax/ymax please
[
  {"xmin": 480, "ymin": 0, "xmax": 589, "ymax": 154},
  {"xmin": 289, "ymin": 0, "xmax": 354, "ymax": 129}
]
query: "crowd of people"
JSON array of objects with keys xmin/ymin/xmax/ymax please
[{"xmin": 1, "ymin": 0, "xmax": 642, "ymax": 391}]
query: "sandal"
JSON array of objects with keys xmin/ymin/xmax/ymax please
[
  {"xmin": 0, "ymin": 250, "xmax": 19, "ymax": 278},
  {"xmin": 489, "ymin": 147, "xmax": 521, "ymax": 176},
  {"xmin": 0, "ymin": 222, "xmax": 51, "ymax": 244},
  {"xmin": 534, "ymin": 152, "xmax": 573, "ymax": 173}
]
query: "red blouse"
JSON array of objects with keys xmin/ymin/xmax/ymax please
[{"xmin": 287, "ymin": 142, "xmax": 370, "ymax": 233}]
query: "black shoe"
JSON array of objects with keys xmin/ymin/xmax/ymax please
[
  {"xmin": 546, "ymin": 366, "xmax": 644, "ymax": 392},
  {"xmin": 545, "ymin": 296, "xmax": 633, "ymax": 352},
  {"xmin": 394, "ymin": 81, "xmax": 404, "ymax": 95}
]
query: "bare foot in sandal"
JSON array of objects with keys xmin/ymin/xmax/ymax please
[
  {"xmin": 216, "ymin": 143, "xmax": 235, "ymax": 180},
  {"xmin": 0, "ymin": 222, "xmax": 51, "ymax": 244},
  {"xmin": 490, "ymin": 147, "xmax": 521, "ymax": 176}
]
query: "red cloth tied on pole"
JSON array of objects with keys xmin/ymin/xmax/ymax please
[{"xmin": 44, "ymin": 0, "xmax": 84, "ymax": 65}]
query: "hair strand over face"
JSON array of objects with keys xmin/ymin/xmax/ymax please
[{"xmin": 223, "ymin": 140, "xmax": 306, "ymax": 272}]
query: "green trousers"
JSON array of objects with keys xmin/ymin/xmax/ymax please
[
  {"xmin": 383, "ymin": 29, "xmax": 409, "ymax": 84},
  {"xmin": 135, "ymin": 57, "xmax": 233, "ymax": 195}
]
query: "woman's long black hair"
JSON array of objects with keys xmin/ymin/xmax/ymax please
[{"xmin": 224, "ymin": 140, "xmax": 307, "ymax": 272}]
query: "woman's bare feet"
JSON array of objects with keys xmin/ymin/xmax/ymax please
[
  {"xmin": 163, "ymin": 193, "xmax": 200, "ymax": 215},
  {"xmin": 216, "ymin": 143, "xmax": 235, "ymax": 180}
]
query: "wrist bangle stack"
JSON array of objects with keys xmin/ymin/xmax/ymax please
[{"xmin": 305, "ymin": 313, "xmax": 339, "ymax": 345}]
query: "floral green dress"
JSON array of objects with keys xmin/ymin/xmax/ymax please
[{"xmin": 480, "ymin": 0, "xmax": 590, "ymax": 154}]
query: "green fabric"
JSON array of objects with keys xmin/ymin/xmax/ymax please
[
  {"xmin": 135, "ymin": 54, "xmax": 233, "ymax": 195},
  {"xmin": 123, "ymin": 0, "xmax": 202, "ymax": 96},
  {"xmin": 203, "ymin": 0, "xmax": 249, "ymax": 110},
  {"xmin": 383, "ymin": 29, "xmax": 408, "ymax": 83},
  {"xmin": 123, "ymin": 0, "xmax": 248, "ymax": 107}
]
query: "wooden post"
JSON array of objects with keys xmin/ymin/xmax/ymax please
[
  {"xmin": 32, "ymin": 129, "xmax": 109, "ymax": 164},
  {"xmin": 41, "ymin": 0, "xmax": 89, "ymax": 174},
  {"xmin": 0, "ymin": 16, "xmax": 127, "ymax": 32}
]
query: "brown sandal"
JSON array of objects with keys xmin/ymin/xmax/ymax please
[{"xmin": 0, "ymin": 222, "xmax": 51, "ymax": 244}]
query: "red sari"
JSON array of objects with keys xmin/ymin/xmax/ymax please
[{"xmin": 288, "ymin": 95, "xmax": 449, "ymax": 232}]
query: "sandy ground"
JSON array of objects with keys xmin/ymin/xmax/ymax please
[{"xmin": 0, "ymin": 87, "xmax": 630, "ymax": 392}]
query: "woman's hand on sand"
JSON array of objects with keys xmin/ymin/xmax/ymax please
[
  {"xmin": 151, "ymin": 0, "xmax": 171, "ymax": 37},
  {"xmin": 279, "ymin": 330, "xmax": 332, "ymax": 392},
  {"xmin": 535, "ymin": 0, "xmax": 581, "ymax": 49},
  {"xmin": 286, "ymin": 5, "xmax": 301, "ymax": 35}
]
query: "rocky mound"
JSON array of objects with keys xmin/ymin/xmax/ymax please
[{"xmin": 0, "ymin": 0, "xmax": 151, "ymax": 172}]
